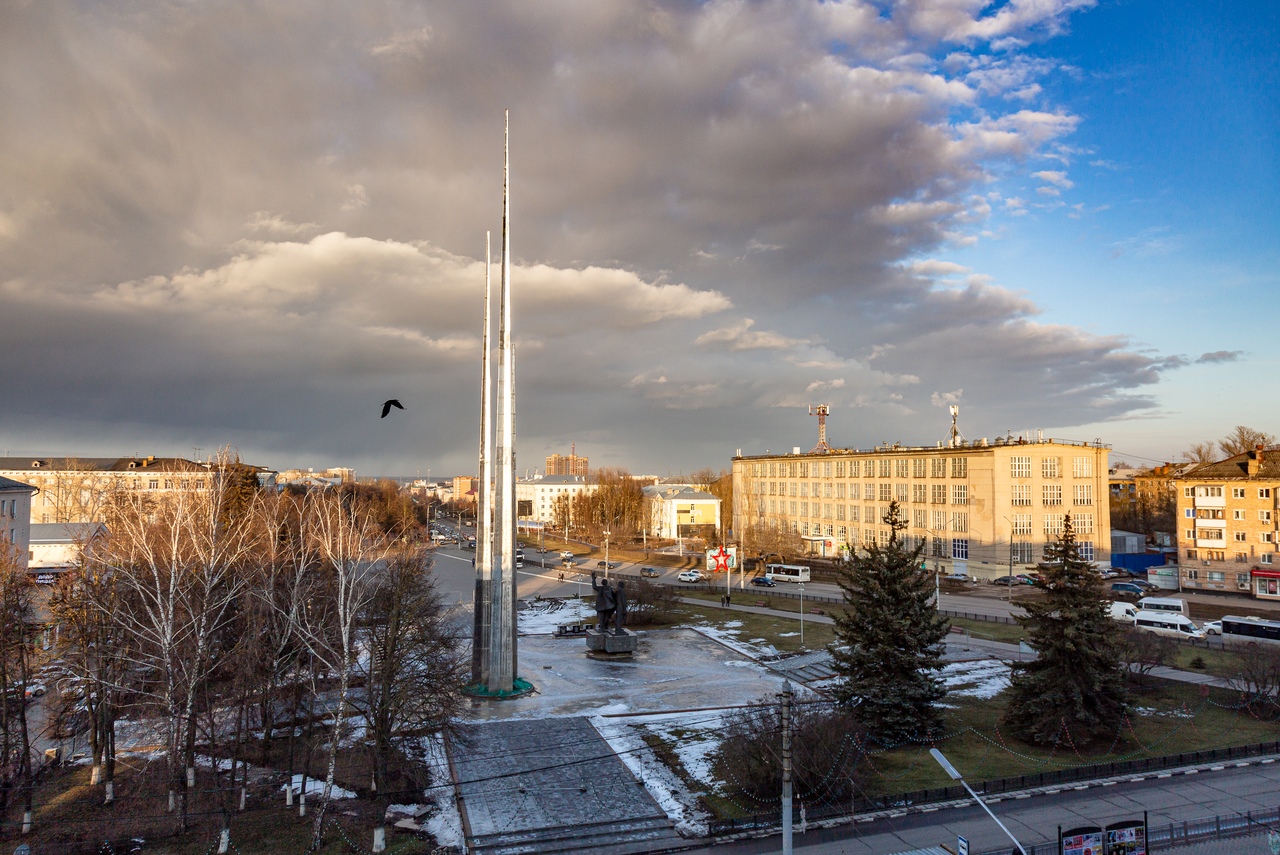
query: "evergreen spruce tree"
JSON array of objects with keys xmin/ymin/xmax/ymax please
[
  {"xmin": 1002, "ymin": 515, "xmax": 1129, "ymax": 746},
  {"xmin": 829, "ymin": 501, "xmax": 951, "ymax": 745}
]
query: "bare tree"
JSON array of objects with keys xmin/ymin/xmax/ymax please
[
  {"xmin": 1181, "ymin": 441, "xmax": 1217, "ymax": 464},
  {"xmin": 1219, "ymin": 426, "xmax": 1277, "ymax": 457},
  {"xmin": 0, "ymin": 539, "xmax": 37, "ymax": 832},
  {"xmin": 1227, "ymin": 644, "xmax": 1280, "ymax": 720},
  {"xmin": 1117, "ymin": 628, "xmax": 1176, "ymax": 685}
]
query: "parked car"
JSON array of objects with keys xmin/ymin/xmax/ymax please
[
  {"xmin": 1016, "ymin": 573, "xmax": 1043, "ymax": 585},
  {"xmin": 560, "ymin": 550, "xmax": 575, "ymax": 560},
  {"xmin": 639, "ymin": 567, "xmax": 661, "ymax": 578},
  {"xmin": 991, "ymin": 575, "xmax": 1023, "ymax": 586},
  {"xmin": 750, "ymin": 576, "xmax": 777, "ymax": 587},
  {"xmin": 677, "ymin": 570, "xmax": 702, "ymax": 583},
  {"xmin": 1202, "ymin": 620, "xmax": 1222, "ymax": 636},
  {"xmin": 596, "ymin": 560, "xmax": 619, "ymax": 569},
  {"xmin": 1110, "ymin": 581, "xmax": 1147, "ymax": 599}
]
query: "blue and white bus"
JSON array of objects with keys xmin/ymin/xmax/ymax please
[{"xmin": 1220, "ymin": 615, "xmax": 1280, "ymax": 645}]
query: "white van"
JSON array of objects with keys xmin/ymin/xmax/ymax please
[
  {"xmin": 1108, "ymin": 602, "xmax": 1138, "ymax": 622},
  {"xmin": 1136, "ymin": 596, "xmax": 1187, "ymax": 616},
  {"xmin": 1134, "ymin": 610, "xmax": 1203, "ymax": 640}
]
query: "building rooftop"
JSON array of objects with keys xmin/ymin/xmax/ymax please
[{"xmin": 1183, "ymin": 447, "xmax": 1280, "ymax": 481}]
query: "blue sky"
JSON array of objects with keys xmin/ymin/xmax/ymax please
[{"xmin": 0, "ymin": 0, "xmax": 1274, "ymax": 475}]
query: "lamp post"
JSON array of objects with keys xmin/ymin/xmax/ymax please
[
  {"xmin": 1002, "ymin": 516, "xmax": 1020, "ymax": 602},
  {"xmin": 929, "ymin": 749, "xmax": 1028, "ymax": 855},
  {"xmin": 924, "ymin": 520, "xmax": 955, "ymax": 609},
  {"xmin": 603, "ymin": 529, "xmax": 611, "ymax": 581},
  {"xmin": 799, "ymin": 582, "xmax": 805, "ymax": 648}
]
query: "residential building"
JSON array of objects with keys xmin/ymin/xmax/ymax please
[
  {"xmin": 1108, "ymin": 466, "xmax": 1140, "ymax": 514},
  {"xmin": 29, "ymin": 522, "xmax": 108, "ymax": 581},
  {"xmin": 731, "ymin": 434, "xmax": 1111, "ymax": 579},
  {"xmin": 0, "ymin": 456, "xmax": 277, "ymax": 524},
  {"xmin": 515, "ymin": 475, "xmax": 594, "ymax": 528},
  {"xmin": 452, "ymin": 476, "xmax": 477, "ymax": 505},
  {"xmin": 642, "ymin": 485, "xmax": 721, "ymax": 540},
  {"xmin": 1173, "ymin": 446, "xmax": 1280, "ymax": 600},
  {"xmin": 545, "ymin": 448, "xmax": 589, "ymax": 477},
  {"xmin": 0, "ymin": 477, "xmax": 37, "ymax": 570}
]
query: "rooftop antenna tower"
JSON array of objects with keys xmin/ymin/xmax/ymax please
[
  {"xmin": 948, "ymin": 405, "xmax": 967, "ymax": 448},
  {"xmin": 809, "ymin": 404, "xmax": 832, "ymax": 454}
]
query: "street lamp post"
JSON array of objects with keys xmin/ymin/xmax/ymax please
[
  {"xmin": 603, "ymin": 529, "xmax": 611, "ymax": 581},
  {"xmin": 924, "ymin": 520, "xmax": 955, "ymax": 609},
  {"xmin": 929, "ymin": 749, "xmax": 1028, "ymax": 855},
  {"xmin": 799, "ymin": 583, "xmax": 805, "ymax": 648}
]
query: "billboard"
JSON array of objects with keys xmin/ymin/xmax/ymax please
[
  {"xmin": 1061, "ymin": 826, "xmax": 1104, "ymax": 855},
  {"xmin": 1105, "ymin": 820, "xmax": 1146, "ymax": 855},
  {"xmin": 706, "ymin": 546, "xmax": 737, "ymax": 573}
]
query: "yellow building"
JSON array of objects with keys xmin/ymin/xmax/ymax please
[
  {"xmin": 732, "ymin": 435, "xmax": 1111, "ymax": 579},
  {"xmin": 1173, "ymin": 446, "xmax": 1280, "ymax": 600}
]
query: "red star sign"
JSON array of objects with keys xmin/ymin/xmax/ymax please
[{"xmin": 710, "ymin": 546, "xmax": 733, "ymax": 572}]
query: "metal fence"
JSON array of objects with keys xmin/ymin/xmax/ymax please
[
  {"xmin": 973, "ymin": 807, "xmax": 1280, "ymax": 854},
  {"xmin": 707, "ymin": 740, "xmax": 1280, "ymax": 836}
]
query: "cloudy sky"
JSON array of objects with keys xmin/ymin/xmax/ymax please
[{"xmin": 1, "ymin": 0, "xmax": 1275, "ymax": 477}]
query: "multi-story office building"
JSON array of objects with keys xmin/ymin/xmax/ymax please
[
  {"xmin": 1173, "ymin": 446, "xmax": 1280, "ymax": 600},
  {"xmin": 0, "ymin": 456, "xmax": 276, "ymax": 524},
  {"xmin": 732, "ymin": 435, "xmax": 1111, "ymax": 578},
  {"xmin": 515, "ymin": 475, "xmax": 594, "ymax": 527}
]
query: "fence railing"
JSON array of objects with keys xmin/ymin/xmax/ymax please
[
  {"xmin": 973, "ymin": 806, "xmax": 1280, "ymax": 854},
  {"xmin": 707, "ymin": 740, "xmax": 1280, "ymax": 836}
]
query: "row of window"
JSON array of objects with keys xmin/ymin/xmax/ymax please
[
  {"xmin": 1187, "ymin": 528, "xmax": 1275, "ymax": 543},
  {"xmin": 755, "ymin": 481, "xmax": 1094, "ymax": 507},
  {"xmin": 749, "ymin": 458, "xmax": 971, "ymax": 479},
  {"xmin": 1185, "ymin": 549, "xmax": 1274, "ymax": 566},
  {"xmin": 777, "ymin": 520, "xmax": 1097, "ymax": 563},
  {"xmin": 1185, "ymin": 485, "xmax": 1274, "ymax": 499},
  {"xmin": 1010, "ymin": 456, "xmax": 1095, "ymax": 478},
  {"xmin": 762, "ymin": 501, "xmax": 1094, "ymax": 534},
  {"xmin": 1186, "ymin": 508, "xmax": 1273, "ymax": 522}
]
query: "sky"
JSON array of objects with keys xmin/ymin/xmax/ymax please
[{"xmin": 1, "ymin": 0, "xmax": 1275, "ymax": 478}]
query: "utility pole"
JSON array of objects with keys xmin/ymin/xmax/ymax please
[{"xmin": 781, "ymin": 680, "xmax": 794, "ymax": 855}]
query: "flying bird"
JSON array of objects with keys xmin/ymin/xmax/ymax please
[{"xmin": 380, "ymin": 399, "xmax": 405, "ymax": 418}]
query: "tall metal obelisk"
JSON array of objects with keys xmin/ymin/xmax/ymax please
[
  {"xmin": 471, "ymin": 231, "xmax": 495, "ymax": 687},
  {"xmin": 472, "ymin": 111, "xmax": 519, "ymax": 694}
]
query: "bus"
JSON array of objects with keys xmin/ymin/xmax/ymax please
[
  {"xmin": 1220, "ymin": 615, "xmax": 1280, "ymax": 645},
  {"xmin": 764, "ymin": 563, "xmax": 811, "ymax": 583}
]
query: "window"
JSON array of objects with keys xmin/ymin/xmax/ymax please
[
  {"xmin": 824, "ymin": 483, "xmax": 833, "ymax": 499},
  {"xmin": 1073, "ymin": 484, "xmax": 1093, "ymax": 505},
  {"xmin": 789, "ymin": 501, "xmax": 797, "ymax": 515},
  {"xmin": 931, "ymin": 484, "xmax": 947, "ymax": 504},
  {"xmin": 1184, "ymin": 509, "xmax": 1194, "ymax": 518},
  {"xmin": 1042, "ymin": 457, "xmax": 1060, "ymax": 478},
  {"xmin": 800, "ymin": 501, "xmax": 808, "ymax": 517},
  {"xmin": 1197, "ymin": 486, "xmax": 1224, "ymax": 498},
  {"xmin": 951, "ymin": 457, "xmax": 968, "ymax": 478},
  {"xmin": 1233, "ymin": 488, "xmax": 1246, "ymax": 499},
  {"xmin": 1263, "ymin": 532, "xmax": 1275, "ymax": 544},
  {"xmin": 1235, "ymin": 531, "xmax": 1248, "ymax": 542},
  {"xmin": 1011, "ymin": 513, "xmax": 1032, "ymax": 535},
  {"xmin": 952, "ymin": 538, "xmax": 968, "ymax": 559},
  {"xmin": 951, "ymin": 511, "xmax": 968, "ymax": 533},
  {"xmin": 1198, "ymin": 528, "xmax": 1224, "ymax": 541},
  {"xmin": 896, "ymin": 483, "xmax": 908, "ymax": 502},
  {"xmin": 1236, "ymin": 552, "xmax": 1249, "ymax": 562},
  {"xmin": 1185, "ymin": 549, "xmax": 1197, "ymax": 560},
  {"xmin": 149, "ymin": 479, "xmax": 159, "ymax": 490},
  {"xmin": 848, "ymin": 460, "xmax": 859, "ymax": 477},
  {"xmin": 1079, "ymin": 541, "xmax": 1095, "ymax": 561},
  {"xmin": 912, "ymin": 484, "xmax": 927, "ymax": 503},
  {"xmin": 1043, "ymin": 514, "xmax": 1064, "ymax": 535},
  {"xmin": 879, "ymin": 483, "xmax": 892, "ymax": 501},
  {"xmin": 799, "ymin": 462, "xmax": 809, "ymax": 478},
  {"xmin": 931, "ymin": 536, "xmax": 945, "ymax": 557},
  {"xmin": 913, "ymin": 458, "xmax": 927, "ymax": 478},
  {"xmin": 1196, "ymin": 508, "xmax": 1224, "ymax": 519},
  {"xmin": 835, "ymin": 483, "xmax": 845, "ymax": 499},
  {"xmin": 790, "ymin": 483, "xmax": 798, "ymax": 497},
  {"xmin": 799, "ymin": 483, "xmax": 808, "ymax": 498},
  {"xmin": 848, "ymin": 505, "xmax": 859, "ymax": 522},
  {"xmin": 836, "ymin": 461, "xmax": 846, "ymax": 478},
  {"xmin": 933, "ymin": 510, "xmax": 948, "ymax": 531},
  {"xmin": 1264, "ymin": 554, "xmax": 1274, "ymax": 565},
  {"xmin": 1011, "ymin": 542, "xmax": 1035, "ymax": 563},
  {"xmin": 879, "ymin": 459, "xmax": 892, "ymax": 478},
  {"xmin": 1184, "ymin": 487, "xmax": 1194, "ymax": 498},
  {"xmin": 1208, "ymin": 550, "xmax": 1225, "ymax": 561},
  {"xmin": 878, "ymin": 528, "xmax": 890, "ymax": 545},
  {"xmin": 952, "ymin": 484, "xmax": 968, "ymax": 505},
  {"xmin": 1185, "ymin": 568, "xmax": 1199, "ymax": 580},
  {"xmin": 1234, "ymin": 509, "xmax": 1246, "ymax": 520},
  {"xmin": 1262, "ymin": 488, "xmax": 1274, "ymax": 499},
  {"xmin": 823, "ymin": 462, "xmax": 832, "ymax": 478},
  {"xmin": 824, "ymin": 504, "xmax": 833, "ymax": 520},
  {"xmin": 931, "ymin": 458, "xmax": 947, "ymax": 478},
  {"xmin": 1043, "ymin": 485, "xmax": 1063, "ymax": 505},
  {"xmin": 1208, "ymin": 571, "xmax": 1225, "ymax": 583},
  {"xmin": 1185, "ymin": 529, "xmax": 1196, "ymax": 540},
  {"xmin": 895, "ymin": 459, "xmax": 909, "ymax": 478},
  {"xmin": 1072, "ymin": 457, "xmax": 1093, "ymax": 478},
  {"xmin": 1076, "ymin": 513, "xmax": 1095, "ymax": 534},
  {"xmin": 913, "ymin": 510, "xmax": 927, "ymax": 529},
  {"xmin": 1011, "ymin": 485, "xmax": 1031, "ymax": 506},
  {"xmin": 1262, "ymin": 510, "xmax": 1273, "ymax": 523}
]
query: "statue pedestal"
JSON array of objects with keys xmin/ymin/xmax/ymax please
[{"xmin": 585, "ymin": 628, "xmax": 638, "ymax": 657}]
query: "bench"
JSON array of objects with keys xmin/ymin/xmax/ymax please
[
  {"xmin": 755, "ymin": 600, "xmax": 770, "ymax": 607},
  {"xmin": 809, "ymin": 608, "xmax": 825, "ymax": 616}
]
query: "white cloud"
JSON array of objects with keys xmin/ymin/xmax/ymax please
[
  {"xmin": 1032, "ymin": 170, "xmax": 1074, "ymax": 188},
  {"xmin": 696, "ymin": 319, "xmax": 806, "ymax": 352}
]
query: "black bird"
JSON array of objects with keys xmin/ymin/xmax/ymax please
[{"xmin": 380, "ymin": 399, "xmax": 405, "ymax": 418}]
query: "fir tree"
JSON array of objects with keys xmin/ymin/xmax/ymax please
[
  {"xmin": 1002, "ymin": 515, "xmax": 1129, "ymax": 746},
  {"xmin": 828, "ymin": 501, "xmax": 951, "ymax": 745}
]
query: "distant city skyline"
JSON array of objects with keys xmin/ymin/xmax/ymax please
[{"xmin": 1, "ymin": 1, "xmax": 1274, "ymax": 476}]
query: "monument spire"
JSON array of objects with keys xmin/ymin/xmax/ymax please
[{"xmin": 471, "ymin": 231, "xmax": 494, "ymax": 687}]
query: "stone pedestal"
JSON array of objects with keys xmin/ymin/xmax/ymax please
[{"xmin": 585, "ymin": 628, "xmax": 638, "ymax": 657}]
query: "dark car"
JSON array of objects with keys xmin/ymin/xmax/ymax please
[
  {"xmin": 750, "ymin": 576, "xmax": 777, "ymax": 587},
  {"xmin": 596, "ymin": 560, "xmax": 619, "ymax": 569},
  {"xmin": 639, "ymin": 567, "xmax": 661, "ymax": 578},
  {"xmin": 991, "ymin": 575, "xmax": 1022, "ymax": 586},
  {"xmin": 1110, "ymin": 581, "xmax": 1146, "ymax": 600}
]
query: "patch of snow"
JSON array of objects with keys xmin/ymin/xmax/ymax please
[
  {"xmin": 778, "ymin": 631, "xmax": 799, "ymax": 637},
  {"xmin": 638, "ymin": 711, "xmax": 727, "ymax": 788},
  {"xmin": 691, "ymin": 624, "xmax": 774, "ymax": 661},
  {"xmin": 517, "ymin": 597, "xmax": 596, "ymax": 635},
  {"xmin": 282, "ymin": 774, "xmax": 357, "ymax": 800},
  {"xmin": 1132, "ymin": 706, "xmax": 1194, "ymax": 719},
  {"xmin": 722, "ymin": 620, "xmax": 744, "ymax": 628},
  {"xmin": 590, "ymin": 713, "xmax": 713, "ymax": 837},
  {"xmin": 416, "ymin": 734, "xmax": 465, "ymax": 848},
  {"xmin": 941, "ymin": 659, "xmax": 1010, "ymax": 700}
]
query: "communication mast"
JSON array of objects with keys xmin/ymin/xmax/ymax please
[
  {"xmin": 947, "ymin": 405, "xmax": 967, "ymax": 448},
  {"xmin": 809, "ymin": 404, "xmax": 832, "ymax": 454}
]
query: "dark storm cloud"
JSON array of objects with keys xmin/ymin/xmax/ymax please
[{"xmin": 0, "ymin": 0, "xmax": 1177, "ymax": 474}]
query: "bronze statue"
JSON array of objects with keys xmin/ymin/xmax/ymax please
[
  {"xmin": 590, "ymin": 571, "xmax": 616, "ymax": 632},
  {"xmin": 614, "ymin": 581, "xmax": 628, "ymax": 634}
]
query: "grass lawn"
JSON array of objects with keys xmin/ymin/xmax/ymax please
[{"xmin": 672, "ymin": 594, "xmax": 836, "ymax": 653}]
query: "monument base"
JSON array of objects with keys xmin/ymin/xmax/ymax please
[
  {"xmin": 463, "ymin": 676, "xmax": 537, "ymax": 700},
  {"xmin": 585, "ymin": 628, "xmax": 638, "ymax": 658}
]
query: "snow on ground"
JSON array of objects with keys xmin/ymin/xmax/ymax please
[
  {"xmin": 636, "ymin": 710, "xmax": 727, "ymax": 788},
  {"xmin": 687, "ymin": 622, "xmax": 779, "ymax": 662},
  {"xmin": 412, "ymin": 733, "xmax": 466, "ymax": 849},
  {"xmin": 1133, "ymin": 706, "xmax": 1195, "ymax": 719},
  {"xmin": 941, "ymin": 659, "xmax": 1011, "ymax": 699},
  {"xmin": 517, "ymin": 597, "xmax": 596, "ymax": 635},
  {"xmin": 591, "ymin": 710, "xmax": 715, "ymax": 837},
  {"xmin": 281, "ymin": 773, "xmax": 356, "ymax": 800}
]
